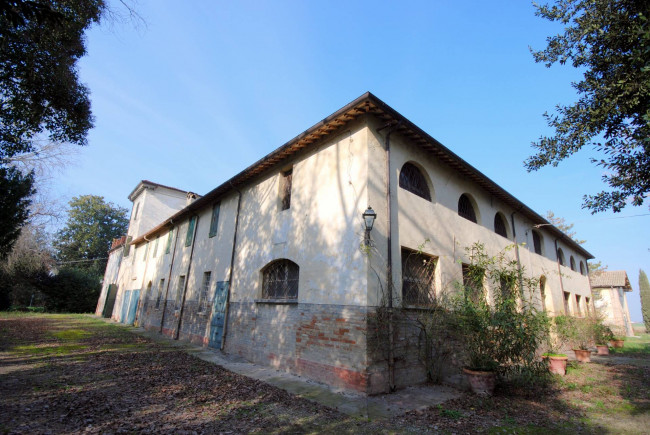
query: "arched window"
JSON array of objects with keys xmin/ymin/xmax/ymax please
[
  {"xmin": 399, "ymin": 162, "xmax": 431, "ymax": 201},
  {"xmin": 458, "ymin": 194, "xmax": 477, "ymax": 223},
  {"xmin": 494, "ymin": 213, "xmax": 508, "ymax": 238},
  {"xmin": 262, "ymin": 259, "xmax": 299, "ymax": 300},
  {"xmin": 570, "ymin": 256, "xmax": 576, "ymax": 271},
  {"xmin": 557, "ymin": 248, "xmax": 565, "ymax": 266},
  {"xmin": 532, "ymin": 230, "xmax": 543, "ymax": 255},
  {"xmin": 580, "ymin": 261, "xmax": 585, "ymax": 275}
]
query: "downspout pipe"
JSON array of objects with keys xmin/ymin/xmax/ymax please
[
  {"xmin": 159, "ymin": 220, "xmax": 180, "ymax": 334},
  {"xmin": 554, "ymin": 238, "xmax": 567, "ymax": 312},
  {"xmin": 377, "ymin": 120, "xmax": 400, "ymax": 393},
  {"xmin": 220, "ymin": 183, "xmax": 243, "ymax": 350},
  {"xmin": 175, "ymin": 215, "xmax": 199, "ymax": 340},
  {"xmin": 510, "ymin": 209, "xmax": 524, "ymax": 294}
]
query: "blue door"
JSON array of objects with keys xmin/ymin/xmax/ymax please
[
  {"xmin": 208, "ymin": 281, "xmax": 229, "ymax": 349},
  {"xmin": 120, "ymin": 290, "xmax": 131, "ymax": 323},
  {"xmin": 125, "ymin": 290, "xmax": 140, "ymax": 325}
]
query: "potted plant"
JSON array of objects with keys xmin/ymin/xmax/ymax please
[
  {"xmin": 610, "ymin": 336, "xmax": 625, "ymax": 348},
  {"xmin": 543, "ymin": 315, "xmax": 571, "ymax": 375},
  {"xmin": 571, "ymin": 317, "xmax": 593, "ymax": 362},
  {"xmin": 593, "ymin": 321, "xmax": 614, "ymax": 355}
]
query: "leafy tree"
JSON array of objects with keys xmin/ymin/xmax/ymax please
[
  {"xmin": 639, "ymin": 269, "xmax": 650, "ymax": 332},
  {"xmin": 0, "ymin": 165, "xmax": 35, "ymax": 257},
  {"xmin": 545, "ymin": 211, "xmax": 586, "ymax": 244},
  {"xmin": 526, "ymin": 0, "xmax": 650, "ymax": 213},
  {"xmin": 54, "ymin": 195, "xmax": 128, "ymax": 273},
  {"xmin": 42, "ymin": 267, "xmax": 101, "ymax": 312},
  {"xmin": 588, "ymin": 260, "xmax": 608, "ymax": 273}
]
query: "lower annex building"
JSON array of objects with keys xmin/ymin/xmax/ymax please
[{"xmin": 96, "ymin": 92, "xmax": 594, "ymax": 394}]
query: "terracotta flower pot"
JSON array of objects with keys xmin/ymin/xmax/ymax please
[
  {"xmin": 610, "ymin": 339, "xmax": 624, "ymax": 348},
  {"xmin": 573, "ymin": 349, "xmax": 591, "ymax": 362},
  {"xmin": 545, "ymin": 355, "xmax": 568, "ymax": 375},
  {"xmin": 596, "ymin": 345, "xmax": 610, "ymax": 355},
  {"xmin": 463, "ymin": 367, "xmax": 497, "ymax": 396}
]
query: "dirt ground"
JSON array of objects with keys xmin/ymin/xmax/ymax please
[{"xmin": 1, "ymin": 314, "xmax": 648, "ymax": 434}]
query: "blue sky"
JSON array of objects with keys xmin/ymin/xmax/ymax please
[{"xmin": 53, "ymin": 0, "xmax": 648, "ymax": 321}]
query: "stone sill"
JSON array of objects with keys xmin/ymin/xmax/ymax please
[{"xmin": 254, "ymin": 299, "xmax": 298, "ymax": 305}]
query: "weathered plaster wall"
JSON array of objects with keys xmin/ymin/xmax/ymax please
[
  {"xmin": 594, "ymin": 287, "xmax": 634, "ymax": 336},
  {"xmin": 95, "ymin": 247, "xmax": 123, "ymax": 316}
]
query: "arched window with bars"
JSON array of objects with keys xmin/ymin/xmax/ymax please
[
  {"xmin": 399, "ymin": 162, "xmax": 431, "ymax": 201},
  {"xmin": 494, "ymin": 212, "xmax": 508, "ymax": 238},
  {"xmin": 262, "ymin": 259, "xmax": 299, "ymax": 300},
  {"xmin": 458, "ymin": 194, "xmax": 477, "ymax": 223},
  {"xmin": 557, "ymin": 248, "xmax": 566, "ymax": 266},
  {"xmin": 570, "ymin": 256, "xmax": 576, "ymax": 271}
]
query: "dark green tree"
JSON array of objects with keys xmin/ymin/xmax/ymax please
[
  {"xmin": 526, "ymin": 0, "xmax": 650, "ymax": 213},
  {"xmin": 0, "ymin": 166, "xmax": 34, "ymax": 257},
  {"xmin": 54, "ymin": 195, "xmax": 128, "ymax": 273},
  {"xmin": 639, "ymin": 269, "xmax": 650, "ymax": 332}
]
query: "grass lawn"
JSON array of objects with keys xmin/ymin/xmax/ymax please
[
  {"xmin": 1, "ymin": 313, "xmax": 649, "ymax": 434},
  {"xmin": 610, "ymin": 333, "xmax": 650, "ymax": 356}
]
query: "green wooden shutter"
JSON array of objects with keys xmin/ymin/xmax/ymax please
[
  {"xmin": 185, "ymin": 216, "xmax": 197, "ymax": 247},
  {"xmin": 209, "ymin": 202, "xmax": 220, "ymax": 238},
  {"xmin": 165, "ymin": 229, "xmax": 173, "ymax": 254}
]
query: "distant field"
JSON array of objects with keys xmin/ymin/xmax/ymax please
[{"xmin": 632, "ymin": 322, "xmax": 647, "ymax": 334}]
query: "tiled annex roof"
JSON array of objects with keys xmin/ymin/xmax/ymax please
[
  {"xmin": 590, "ymin": 270, "xmax": 632, "ymax": 291},
  {"xmin": 129, "ymin": 92, "xmax": 594, "ymax": 260}
]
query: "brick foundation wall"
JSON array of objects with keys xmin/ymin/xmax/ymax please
[{"xmin": 224, "ymin": 302, "xmax": 370, "ymax": 392}]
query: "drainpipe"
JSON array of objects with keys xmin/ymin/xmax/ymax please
[
  {"xmin": 175, "ymin": 215, "xmax": 199, "ymax": 340},
  {"xmin": 554, "ymin": 238, "xmax": 567, "ymax": 313},
  {"xmin": 377, "ymin": 121, "xmax": 400, "ymax": 392},
  {"xmin": 159, "ymin": 220, "xmax": 180, "ymax": 334},
  {"xmin": 220, "ymin": 183, "xmax": 243, "ymax": 350},
  {"xmin": 510, "ymin": 210, "xmax": 524, "ymax": 295}
]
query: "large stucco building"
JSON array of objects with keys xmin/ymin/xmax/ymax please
[
  {"xmin": 590, "ymin": 270, "xmax": 634, "ymax": 337},
  {"xmin": 96, "ymin": 93, "xmax": 594, "ymax": 394}
]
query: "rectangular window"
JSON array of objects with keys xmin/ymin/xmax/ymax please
[
  {"xmin": 132, "ymin": 202, "xmax": 140, "ymax": 221},
  {"xmin": 462, "ymin": 263, "xmax": 484, "ymax": 303},
  {"xmin": 209, "ymin": 202, "xmax": 221, "ymax": 238},
  {"xmin": 499, "ymin": 276, "xmax": 516, "ymax": 300},
  {"xmin": 199, "ymin": 271, "xmax": 212, "ymax": 313},
  {"xmin": 280, "ymin": 168, "xmax": 292, "ymax": 210},
  {"xmin": 401, "ymin": 247, "xmax": 437, "ymax": 306},
  {"xmin": 563, "ymin": 291, "xmax": 571, "ymax": 314},
  {"xmin": 575, "ymin": 294, "xmax": 582, "ymax": 316},
  {"xmin": 185, "ymin": 216, "xmax": 197, "ymax": 247},
  {"xmin": 175, "ymin": 275, "xmax": 186, "ymax": 309},
  {"xmin": 152, "ymin": 237, "xmax": 159, "ymax": 258},
  {"xmin": 155, "ymin": 278, "xmax": 165, "ymax": 309},
  {"xmin": 165, "ymin": 229, "xmax": 173, "ymax": 254},
  {"xmin": 532, "ymin": 231, "xmax": 542, "ymax": 255},
  {"xmin": 123, "ymin": 236, "xmax": 133, "ymax": 257},
  {"xmin": 585, "ymin": 297, "xmax": 591, "ymax": 316}
]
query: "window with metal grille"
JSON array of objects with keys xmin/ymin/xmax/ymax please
[
  {"xmin": 262, "ymin": 259, "xmax": 299, "ymax": 300},
  {"xmin": 209, "ymin": 202, "xmax": 221, "ymax": 238},
  {"xmin": 199, "ymin": 271, "xmax": 212, "ymax": 313},
  {"xmin": 175, "ymin": 275, "xmax": 186, "ymax": 309},
  {"xmin": 155, "ymin": 278, "xmax": 164, "ymax": 309},
  {"xmin": 280, "ymin": 169, "xmax": 293, "ymax": 211},
  {"xmin": 570, "ymin": 256, "xmax": 576, "ymax": 271},
  {"xmin": 557, "ymin": 248, "xmax": 565, "ymax": 266},
  {"xmin": 532, "ymin": 230, "xmax": 542, "ymax": 255},
  {"xmin": 462, "ymin": 263, "xmax": 484, "ymax": 303},
  {"xmin": 399, "ymin": 162, "xmax": 431, "ymax": 201},
  {"xmin": 494, "ymin": 213, "xmax": 508, "ymax": 238},
  {"xmin": 580, "ymin": 261, "xmax": 585, "ymax": 275},
  {"xmin": 185, "ymin": 216, "xmax": 197, "ymax": 247},
  {"xmin": 401, "ymin": 248, "xmax": 437, "ymax": 306},
  {"xmin": 458, "ymin": 194, "xmax": 477, "ymax": 223}
]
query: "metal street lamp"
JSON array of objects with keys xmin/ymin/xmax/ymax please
[{"xmin": 362, "ymin": 206, "xmax": 377, "ymax": 245}]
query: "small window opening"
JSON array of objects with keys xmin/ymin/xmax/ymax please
[
  {"xmin": 532, "ymin": 230, "xmax": 542, "ymax": 255},
  {"xmin": 563, "ymin": 291, "xmax": 571, "ymax": 314},
  {"xmin": 462, "ymin": 263, "xmax": 484, "ymax": 303},
  {"xmin": 280, "ymin": 169, "xmax": 293, "ymax": 210},
  {"xmin": 175, "ymin": 275, "xmax": 186, "ymax": 309}
]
